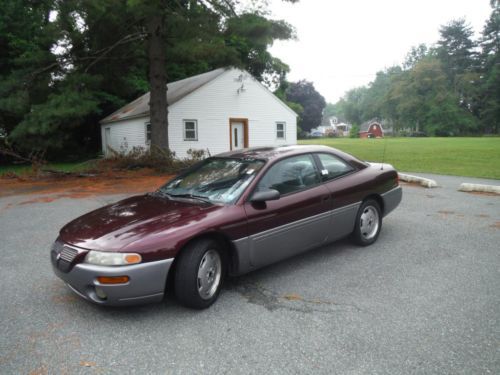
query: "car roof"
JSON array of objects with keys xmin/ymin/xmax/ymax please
[{"xmin": 216, "ymin": 145, "xmax": 368, "ymax": 168}]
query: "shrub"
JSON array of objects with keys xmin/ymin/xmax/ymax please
[
  {"xmin": 350, "ymin": 124, "xmax": 360, "ymax": 138},
  {"xmin": 97, "ymin": 146, "xmax": 208, "ymax": 174}
]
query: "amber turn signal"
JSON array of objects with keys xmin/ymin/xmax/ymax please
[
  {"xmin": 124, "ymin": 254, "xmax": 142, "ymax": 264},
  {"xmin": 97, "ymin": 276, "xmax": 130, "ymax": 284}
]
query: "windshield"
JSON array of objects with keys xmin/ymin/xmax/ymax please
[{"xmin": 158, "ymin": 157, "xmax": 265, "ymax": 204}]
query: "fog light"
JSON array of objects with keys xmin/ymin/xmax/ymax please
[
  {"xmin": 95, "ymin": 287, "xmax": 107, "ymax": 300},
  {"xmin": 97, "ymin": 276, "xmax": 129, "ymax": 284}
]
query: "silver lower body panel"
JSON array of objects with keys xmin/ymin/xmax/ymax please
[
  {"xmin": 381, "ymin": 185, "xmax": 403, "ymax": 217},
  {"xmin": 52, "ymin": 258, "xmax": 173, "ymax": 306},
  {"xmin": 232, "ymin": 202, "xmax": 361, "ymax": 275}
]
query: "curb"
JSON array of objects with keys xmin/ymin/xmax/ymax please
[
  {"xmin": 458, "ymin": 183, "xmax": 500, "ymax": 195},
  {"xmin": 398, "ymin": 173, "xmax": 438, "ymax": 188}
]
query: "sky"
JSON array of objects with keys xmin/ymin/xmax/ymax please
[{"xmin": 268, "ymin": 0, "xmax": 493, "ymax": 103}]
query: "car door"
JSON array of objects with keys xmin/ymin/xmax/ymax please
[
  {"xmin": 313, "ymin": 152, "xmax": 362, "ymax": 242},
  {"xmin": 243, "ymin": 154, "xmax": 332, "ymax": 268}
]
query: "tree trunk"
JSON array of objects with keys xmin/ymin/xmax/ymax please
[{"xmin": 147, "ymin": 13, "xmax": 169, "ymax": 152}]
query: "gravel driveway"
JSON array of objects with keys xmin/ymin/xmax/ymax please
[{"xmin": 0, "ymin": 174, "xmax": 498, "ymax": 374}]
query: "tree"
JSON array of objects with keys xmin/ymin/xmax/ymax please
[
  {"xmin": 323, "ymin": 102, "xmax": 338, "ymax": 118},
  {"xmin": 478, "ymin": 0, "xmax": 500, "ymax": 133},
  {"xmin": 363, "ymin": 66, "xmax": 403, "ymax": 121},
  {"xmin": 389, "ymin": 57, "xmax": 477, "ymax": 135},
  {"xmin": 338, "ymin": 86, "xmax": 368, "ymax": 126},
  {"xmin": 129, "ymin": 0, "xmax": 298, "ymax": 152},
  {"xmin": 403, "ymin": 44, "xmax": 430, "ymax": 70},
  {"xmin": 127, "ymin": 0, "xmax": 171, "ymax": 152},
  {"xmin": 437, "ymin": 19, "xmax": 477, "ymax": 81},
  {"xmin": 274, "ymin": 80, "xmax": 304, "ymax": 135},
  {"xmin": 0, "ymin": 0, "xmax": 60, "ymax": 151},
  {"xmin": 327, "ymin": 15, "xmax": 498, "ymax": 136},
  {"xmin": 436, "ymin": 18, "xmax": 480, "ymax": 118},
  {"xmin": 224, "ymin": 13, "xmax": 295, "ymax": 86},
  {"xmin": 1, "ymin": 0, "xmax": 298, "ymax": 157},
  {"xmin": 284, "ymin": 80, "xmax": 325, "ymax": 132},
  {"xmin": 1, "ymin": 0, "xmax": 149, "ymax": 155}
]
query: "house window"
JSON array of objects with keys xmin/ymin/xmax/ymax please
[
  {"xmin": 145, "ymin": 122, "xmax": 151, "ymax": 145},
  {"xmin": 276, "ymin": 122, "xmax": 286, "ymax": 139},
  {"xmin": 184, "ymin": 120, "xmax": 198, "ymax": 141}
]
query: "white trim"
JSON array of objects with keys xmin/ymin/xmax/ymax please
[
  {"xmin": 183, "ymin": 119, "xmax": 198, "ymax": 141},
  {"xmin": 276, "ymin": 121, "xmax": 286, "ymax": 140}
]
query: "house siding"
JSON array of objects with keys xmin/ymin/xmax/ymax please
[
  {"xmin": 168, "ymin": 69, "xmax": 296, "ymax": 158},
  {"xmin": 101, "ymin": 117, "xmax": 149, "ymax": 155},
  {"xmin": 101, "ymin": 68, "xmax": 297, "ymax": 158}
]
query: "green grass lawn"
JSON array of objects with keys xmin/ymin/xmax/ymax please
[
  {"xmin": 1, "ymin": 138, "xmax": 499, "ymax": 179},
  {"xmin": 0, "ymin": 161, "xmax": 93, "ymax": 176},
  {"xmin": 299, "ymin": 137, "xmax": 500, "ymax": 180}
]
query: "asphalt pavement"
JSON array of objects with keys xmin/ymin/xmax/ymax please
[{"xmin": 0, "ymin": 173, "xmax": 499, "ymax": 374}]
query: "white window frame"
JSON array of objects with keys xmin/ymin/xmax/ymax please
[
  {"xmin": 145, "ymin": 122, "xmax": 151, "ymax": 145},
  {"xmin": 276, "ymin": 122, "xmax": 286, "ymax": 140},
  {"xmin": 183, "ymin": 119, "xmax": 198, "ymax": 141}
]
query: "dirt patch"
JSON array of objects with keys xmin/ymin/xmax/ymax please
[
  {"xmin": 437, "ymin": 210, "xmax": 455, "ymax": 215},
  {"xmin": 490, "ymin": 221, "xmax": 500, "ymax": 230},
  {"xmin": 0, "ymin": 169, "xmax": 173, "ymax": 203},
  {"xmin": 400, "ymin": 181, "xmax": 426, "ymax": 189},
  {"xmin": 283, "ymin": 293, "xmax": 304, "ymax": 301},
  {"xmin": 29, "ymin": 365, "xmax": 48, "ymax": 375},
  {"xmin": 462, "ymin": 191, "xmax": 500, "ymax": 197},
  {"xmin": 79, "ymin": 361, "xmax": 96, "ymax": 367}
]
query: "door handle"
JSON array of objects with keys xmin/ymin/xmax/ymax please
[{"xmin": 321, "ymin": 195, "xmax": 329, "ymax": 202}]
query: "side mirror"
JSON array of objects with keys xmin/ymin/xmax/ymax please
[{"xmin": 250, "ymin": 189, "xmax": 280, "ymax": 203}]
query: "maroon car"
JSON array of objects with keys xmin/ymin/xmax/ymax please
[{"xmin": 51, "ymin": 145, "xmax": 402, "ymax": 309}]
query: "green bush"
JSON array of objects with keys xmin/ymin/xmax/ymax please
[
  {"xmin": 100, "ymin": 146, "xmax": 208, "ymax": 173},
  {"xmin": 350, "ymin": 124, "xmax": 360, "ymax": 138}
]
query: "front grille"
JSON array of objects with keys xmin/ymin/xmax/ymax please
[
  {"xmin": 52, "ymin": 240, "xmax": 64, "ymax": 254},
  {"xmin": 51, "ymin": 240, "xmax": 85, "ymax": 273},
  {"xmin": 59, "ymin": 246, "xmax": 78, "ymax": 263}
]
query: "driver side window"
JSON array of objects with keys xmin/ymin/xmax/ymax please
[{"xmin": 257, "ymin": 154, "xmax": 320, "ymax": 195}]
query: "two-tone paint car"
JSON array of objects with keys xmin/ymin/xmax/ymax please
[{"xmin": 51, "ymin": 145, "xmax": 402, "ymax": 309}]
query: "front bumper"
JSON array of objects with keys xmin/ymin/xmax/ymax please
[{"xmin": 52, "ymin": 258, "xmax": 174, "ymax": 306}]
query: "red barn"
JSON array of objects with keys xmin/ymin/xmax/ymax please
[{"xmin": 359, "ymin": 120, "xmax": 384, "ymax": 138}]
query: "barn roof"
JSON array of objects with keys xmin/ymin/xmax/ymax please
[
  {"xmin": 359, "ymin": 119, "xmax": 382, "ymax": 132},
  {"xmin": 100, "ymin": 68, "xmax": 227, "ymax": 124}
]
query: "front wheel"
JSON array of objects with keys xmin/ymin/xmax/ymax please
[
  {"xmin": 352, "ymin": 199, "xmax": 382, "ymax": 246},
  {"xmin": 174, "ymin": 238, "xmax": 226, "ymax": 309}
]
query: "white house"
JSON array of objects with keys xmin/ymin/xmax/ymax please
[
  {"xmin": 100, "ymin": 67, "xmax": 297, "ymax": 158},
  {"xmin": 312, "ymin": 115, "xmax": 352, "ymax": 137}
]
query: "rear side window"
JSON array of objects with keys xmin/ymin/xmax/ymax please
[
  {"xmin": 317, "ymin": 153, "xmax": 354, "ymax": 181},
  {"xmin": 257, "ymin": 154, "xmax": 320, "ymax": 195}
]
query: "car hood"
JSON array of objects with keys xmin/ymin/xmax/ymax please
[{"xmin": 59, "ymin": 194, "xmax": 223, "ymax": 252}]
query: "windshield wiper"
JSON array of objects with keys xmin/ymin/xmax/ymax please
[
  {"xmin": 150, "ymin": 190, "xmax": 172, "ymax": 199},
  {"xmin": 168, "ymin": 193, "xmax": 212, "ymax": 204}
]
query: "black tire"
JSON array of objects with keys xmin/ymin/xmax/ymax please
[
  {"xmin": 174, "ymin": 238, "xmax": 227, "ymax": 309},
  {"xmin": 352, "ymin": 199, "xmax": 382, "ymax": 246}
]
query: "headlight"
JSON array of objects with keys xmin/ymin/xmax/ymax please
[{"xmin": 84, "ymin": 251, "xmax": 142, "ymax": 266}]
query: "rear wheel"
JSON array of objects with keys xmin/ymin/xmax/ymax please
[
  {"xmin": 352, "ymin": 199, "xmax": 382, "ymax": 246},
  {"xmin": 174, "ymin": 238, "xmax": 226, "ymax": 309}
]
